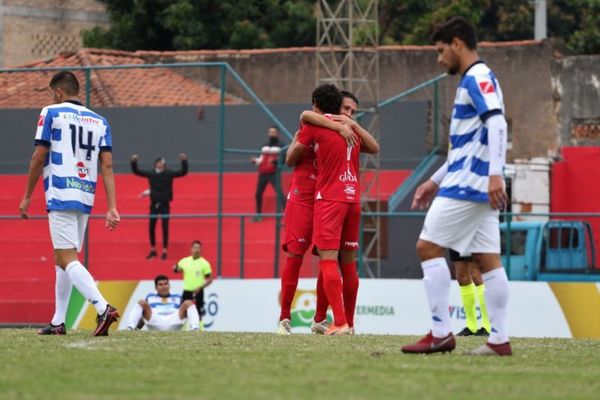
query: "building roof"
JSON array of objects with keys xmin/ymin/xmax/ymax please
[{"xmin": 0, "ymin": 48, "xmax": 242, "ymax": 109}]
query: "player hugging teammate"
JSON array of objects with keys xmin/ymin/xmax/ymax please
[{"xmin": 278, "ymin": 84, "xmax": 379, "ymax": 335}]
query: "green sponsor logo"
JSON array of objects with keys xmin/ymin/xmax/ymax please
[
  {"xmin": 287, "ymin": 290, "xmax": 332, "ymax": 328},
  {"xmin": 66, "ymin": 177, "xmax": 95, "ymax": 194}
]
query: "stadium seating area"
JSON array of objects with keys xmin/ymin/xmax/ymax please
[{"xmin": 0, "ymin": 170, "xmax": 410, "ymax": 323}]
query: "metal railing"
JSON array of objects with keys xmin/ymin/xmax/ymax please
[{"xmin": 4, "ymin": 211, "xmax": 599, "ymax": 280}]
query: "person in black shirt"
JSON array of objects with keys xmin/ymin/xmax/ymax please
[{"xmin": 131, "ymin": 153, "xmax": 188, "ymax": 260}]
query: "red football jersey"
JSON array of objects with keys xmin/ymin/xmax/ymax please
[
  {"xmin": 298, "ymin": 123, "xmax": 361, "ymax": 203},
  {"xmin": 287, "ymin": 143, "xmax": 317, "ymax": 205}
]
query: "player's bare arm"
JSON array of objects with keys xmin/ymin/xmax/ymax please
[
  {"xmin": 300, "ymin": 110, "xmax": 355, "ymax": 146},
  {"xmin": 286, "ymin": 141, "xmax": 307, "ymax": 167},
  {"xmin": 411, "ymin": 161, "xmax": 446, "ymax": 210},
  {"xmin": 100, "ymin": 151, "xmax": 120, "ymax": 231},
  {"xmin": 285, "ymin": 130, "xmax": 301, "ymax": 166},
  {"xmin": 411, "ymin": 180, "xmax": 439, "ymax": 210},
  {"xmin": 194, "ymin": 274, "xmax": 214, "ymax": 295},
  {"xmin": 486, "ymin": 114, "xmax": 509, "ymax": 210},
  {"xmin": 19, "ymin": 145, "xmax": 49, "ymax": 218},
  {"xmin": 330, "ymin": 114, "xmax": 379, "ymax": 154}
]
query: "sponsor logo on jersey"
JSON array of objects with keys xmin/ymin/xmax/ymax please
[
  {"xmin": 344, "ymin": 184, "xmax": 356, "ymax": 196},
  {"xmin": 76, "ymin": 162, "xmax": 89, "ymax": 178},
  {"xmin": 479, "ymin": 80, "xmax": 495, "ymax": 94},
  {"xmin": 339, "ymin": 168, "xmax": 357, "ymax": 183},
  {"xmin": 37, "ymin": 115, "xmax": 45, "ymax": 126},
  {"xmin": 63, "ymin": 113, "xmax": 101, "ymax": 125},
  {"xmin": 66, "ymin": 177, "xmax": 95, "ymax": 194},
  {"xmin": 344, "ymin": 241, "xmax": 359, "ymax": 248}
]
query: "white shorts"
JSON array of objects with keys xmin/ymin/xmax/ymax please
[
  {"xmin": 48, "ymin": 211, "xmax": 90, "ymax": 252},
  {"xmin": 145, "ymin": 312, "xmax": 184, "ymax": 331},
  {"xmin": 419, "ymin": 196, "xmax": 500, "ymax": 256}
]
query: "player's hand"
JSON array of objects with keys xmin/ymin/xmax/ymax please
[
  {"xmin": 178, "ymin": 153, "xmax": 187, "ymax": 161},
  {"xmin": 488, "ymin": 175, "xmax": 508, "ymax": 210},
  {"xmin": 330, "ymin": 114, "xmax": 357, "ymax": 128},
  {"xmin": 334, "ymin": 123, "xmax": 356, "ymax": 147},
  {"xmin": 106, "ymin": 208, "xmax": 120, "ymax": 231},
  {"xmin": 411, "ymin": 180, "xmax": 439, "ymax": 210},
  {"xmin": 18, "ymin": 197, "xmax": 31, "ymax": 219},
  {"xmin": 131, "ymin": 154, "xmax": 139, "ymax": 162}
]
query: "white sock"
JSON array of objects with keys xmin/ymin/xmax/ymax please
[
  {"xmin": 51, "ymin": 266, "xmax": 72, "ymax": 326},
  {"xmin": 421, "ymin": 257, "xmax": 451, "ymax": 337},
  {"xmin": 65, "ymin": 260, "xmax": 108, "ymax": 315},
  {"xmin": 127, "ymin": 303, "xmax": 143, "ymax": 330},
  {"xmin": 186, "ymin": 306, "xmax": 200, "ymax": 331},
  {"xmin": 482, "ymin": 267, "xmax": 510, "ymax": 344}
]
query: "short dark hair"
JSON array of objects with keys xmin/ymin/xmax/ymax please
[
  {"xmin": 154, "ymin": 157, "xmax": 165, "ymax": 166},
  {"xmin": 154, "ymin": 274, "xmax": 169, "ymax": 287},
  {"xmin": 192, "ymin": 240, "xmax": 202, "ymax": 246},
  {"xmin": 431, "ymin": 16, "xmax": 477, "ymax": 50},
  {"xmin": 49, "ymin": 71, "xmax": 80, "ymax": 95},
  {"xmin": 312, "ymin": 84, "xmax": 342, "ymax": 115},
  {"xmin": 341, "ymin": 90, "xmax": 359, "ymax": 106}
]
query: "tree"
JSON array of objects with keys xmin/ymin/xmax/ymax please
[
  {"xmin": 83, "ymin": 0, "xmax": 316, "ymax": 51},
  {"xmin": 83, "ymin": 0, "xmax": 599, "ymax": 54}
]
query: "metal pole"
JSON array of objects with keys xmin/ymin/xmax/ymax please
[
  {"xmin": 358, "ymin": 215, "xmax": 364, "ymax": 277},
  {"xmin": 505, "ymin": 210, "xmax": 512, "ymax": 279},
  {"xmin": 217, "ymin": 66, "xmax": 226, "ymax": 277},
  {"xmin": 433, "ymin": 80, "xmax": 439, "ymax": 148},
  {"xmin": 534, "ymin": 0, "xmax": 547, "ymax": 40},
  {"xmin": 240, "ymin": 216, "xmax": 245, "ymax": 278},
  {"xmin": 83, "ymin": 67, "xmax": 91, "ymax": 269},
  {"xmin": 273, "ymin": 154, "xmax": 284, "ymax": 278}
]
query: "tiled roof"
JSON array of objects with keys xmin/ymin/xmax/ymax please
[{"xmin": 0, "ymin": 48, "xmax": 243, "ymax": 108}]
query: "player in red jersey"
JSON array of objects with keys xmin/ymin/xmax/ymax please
[
  {"xmin": 278, "ymin": 91, "xmax": 378, "ymax": 334},
  {"xmin": 287, "ymin": 84, "xmax": 379, "ymax": 335}
]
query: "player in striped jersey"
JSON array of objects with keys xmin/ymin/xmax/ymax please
[
  {"xmin": 19, "ymin": 71, "xmax": 120, "ymax": 336},
  {"xmin": 126, "ymin": 275, "xmax": 200, "ymax": 331},
  {"xmin": 401, "ymin": 17, "xmax": 511, "ymax": 356}
]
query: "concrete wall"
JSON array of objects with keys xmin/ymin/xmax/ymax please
[
  {"xmin": 0, "ymin": 101, "xmax": 429, "ymax": 174},
  {"xmin": 0, "ymin": 0, "xmax": 108, "ymax": 67},
  {"xmin": 552, "ymin": 55, "xmax": 600, "ymax": 147},
  {"xmin": 154, "ymin": 41, "xmax": 559, "ymax": 161}
]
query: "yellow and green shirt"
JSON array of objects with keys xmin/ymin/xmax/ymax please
[{"xmin": 177, "ymin": 256, "xmax": 212, "ymax": 291}]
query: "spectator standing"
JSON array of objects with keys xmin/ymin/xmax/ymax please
[
  {"xmin": 131, "ymin": 153, "xmax": 188, "ymax": 260},
  {"xmin": 251, "ymin": 126, "xmax": 286, "ymax": 222}
]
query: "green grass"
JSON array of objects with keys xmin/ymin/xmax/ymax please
[{"xmin": 0, "ymin": 330, "xmax": 599, "ymax": 400}]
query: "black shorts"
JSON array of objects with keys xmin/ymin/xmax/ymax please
[
  {"xmin": 449, "ymin": 249, "xmax": 473, "ymax": 262},
  {"xmin": 182, "ymin": 289, "xmax": 205, "ymax": 316}
]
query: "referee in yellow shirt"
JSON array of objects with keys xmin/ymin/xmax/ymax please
[{"xmin": 173, "ymin": 240, "xmax": 213, "ymax": 324}]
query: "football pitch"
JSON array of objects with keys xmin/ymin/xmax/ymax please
[{"xmin": 0, "ymin": 330, "xmax": 599, "ymax": 400}]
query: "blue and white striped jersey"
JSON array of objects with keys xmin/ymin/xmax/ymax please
[
  {"xmin": 145, "ymin": 293, "xmax": 182, "ymax": 316},
  {"xmin": 34, "ymin": 101, "xmax": 112, "ymax": 214},
  {"xmin": 438, "ymin": 61, "xmax": 504, "ymax": 203}
]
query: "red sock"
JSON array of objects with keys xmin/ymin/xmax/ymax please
[
  {"xmin": 320, "ymin": 259, "xmax": 346, "ymax": 326},
  {"xmin": 314, "ymin": 270, "xmax": 329, "ymax": 322},
  {"xmin": 341, "ymin": 262, "xmax": 359, "ymax": 327},
  {"xmin": 279, "ymin": 256, "xmax": 303, "ymax": 321}
]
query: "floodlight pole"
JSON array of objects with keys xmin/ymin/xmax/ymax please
[{"xmin": 316, "ymin": 0, "xmax": 381, "ymax": 277}]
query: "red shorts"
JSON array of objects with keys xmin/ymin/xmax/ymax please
[
  {"xmin": 282, "ymin": 201, "xmax": 314, "ymax": 255},
  {"xmin": 313, "ymin": 200, "xmax": 360, "ymax": 251}
]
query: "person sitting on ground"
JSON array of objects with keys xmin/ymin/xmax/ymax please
[{"xmin": 126, "ymin": 274, "xmax": 200, "ymax": 331}]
